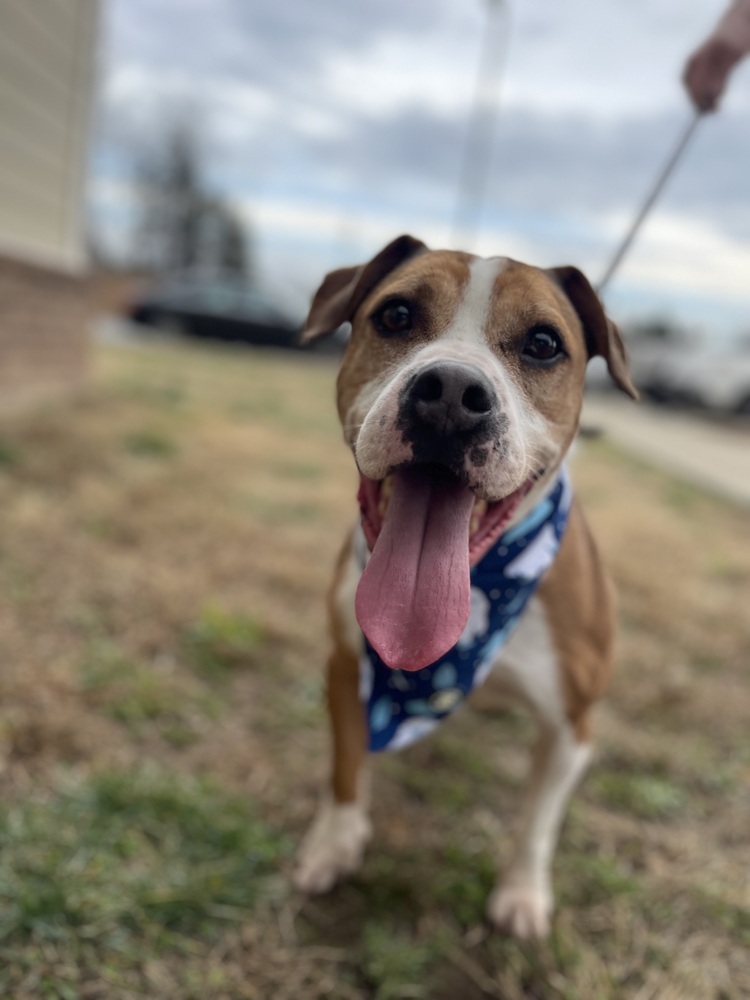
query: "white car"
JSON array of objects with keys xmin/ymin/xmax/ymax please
[{"xmin": 666, "ymin": 345, "xmax": 750, "ymax": 415}]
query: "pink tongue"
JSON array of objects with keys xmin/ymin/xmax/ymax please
[{"xmin": 355, "ymin": 467, "xmax": 475, "ymax": 671}]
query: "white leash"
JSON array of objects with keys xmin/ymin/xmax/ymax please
[{"xmin": 596, "ymin": 111, "xmax": 703, "ymax": 295}]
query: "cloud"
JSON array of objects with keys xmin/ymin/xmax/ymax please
[{"xmin": 91, "ymin": 0, "xmax": 750, "ymax": 331}]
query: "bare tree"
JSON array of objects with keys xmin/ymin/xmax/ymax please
[{"xmin": 133, "ymin": 122, "xmax": 251, "ymax": 281}]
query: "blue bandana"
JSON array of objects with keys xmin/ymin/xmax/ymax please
[{"xmin": 358, "ymin": 472, "xmax": 572, "ymax": 752}]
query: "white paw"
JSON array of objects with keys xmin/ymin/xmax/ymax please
[
  {"xmin": 293, "ymin": 800, "xmax": 372, "ymax": 894},
  {"xmin": 487, "ymin": 881, "xmax": 553, "ymax": 940}
]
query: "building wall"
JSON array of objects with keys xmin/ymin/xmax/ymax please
[
  {"xmin": 0, "ymin": 0, "xmax": 98, "ymax": 272},
  {"xmin": 0, "ymin": 0, "xmax": 99, "ymax": 408},
  {"xmin": 0, "ymin": 253, "xmax": 90, "ymax": 405}
]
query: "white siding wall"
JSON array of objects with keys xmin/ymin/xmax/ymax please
[{"xmin": 0, "ymin": 0, "xmax": 98, "ymax": 272}]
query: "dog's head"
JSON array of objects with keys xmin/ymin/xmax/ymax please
[{"xmin": 303, "ymin": 235, "xmax": 636, "ymax": 671}]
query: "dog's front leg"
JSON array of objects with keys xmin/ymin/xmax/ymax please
[
  {"xmin": 294, "ymin": 536, "xmax": 371, "ymax": 894},
  {"xmin": 487, "ymin": 718, "xmax": 591, "ymax": 940},
  {"xmin": 294, "ymin": 645, "xmax": 371, "ymax": 893}
]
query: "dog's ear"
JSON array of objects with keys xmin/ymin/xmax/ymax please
[
  {"xmin": 548, "ymin": 266, "xmax": 638, "ymax": 400},
  {"xmin": 301, "ymin": 235, "xmax": 428, "ymax": 344}
]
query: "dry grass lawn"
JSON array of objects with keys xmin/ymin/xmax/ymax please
[{"xmin": 0, "ymin": 338, "xmax": 748, "ymax": 999}]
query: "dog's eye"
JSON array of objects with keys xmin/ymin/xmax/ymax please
[
  {"xmin": 372, "ymin": 299, "xmax": 413, "ymax": 337},
  {"xmin": 522, "ymin": 325, "xmax": 566, "ymax": 365}
]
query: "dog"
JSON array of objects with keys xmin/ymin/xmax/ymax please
[{"xmin": 293, "ymin": 235, "xmax": 637, "ymax": 940}]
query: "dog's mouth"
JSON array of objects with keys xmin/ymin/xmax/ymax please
[
  {"xmin": 355, "ymin": 464, "xmax": 540, "ymax": 673},
  {"xmin": 358, "ymin": 466, "xmax": 538, "ymax": 563}
]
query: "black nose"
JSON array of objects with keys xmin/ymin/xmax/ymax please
[{"xmin": 409, "ymin": 362, "xmax": 496, "ymax": 435}]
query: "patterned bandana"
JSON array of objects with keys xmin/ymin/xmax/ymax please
[{"xmin": 358, "ymin": 472, "xmax": 572, "ymax": 752}]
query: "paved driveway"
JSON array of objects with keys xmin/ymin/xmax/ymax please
[{"xmin": 582, "ymin": 394, "xmax": 750, "ymax": 509}]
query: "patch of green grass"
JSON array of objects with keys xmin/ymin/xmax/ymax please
[
  {"xmin": 330, "ymin": 831, "xmax": 496, "ymax": 937},
  {"xmin": 123, "ymin": 430, "xmax": 177, "ymax": 458},
  {"xmin": 361, "ymin": 922, "xmax": 437, "ymax": 1000},
  {"xmin": 689, "ymin": 651, "xmax": 725, "ymax": 674},
  {"xmin": 78, "ymin": 637, "xmax": 135, "ymax": 690},
  {"xmin": 79, "ymin": 640, "xmax": 221, "ymax": 743},
  {"xmin": 692, "ymin": 890, "xmax": 750, "ymax": 946},
  {"xmin": 395, "ymin": 767, "xmax": 473, "ymax": 812},
  {"xmin": 591, "ymin": 772, "xmax": 686, "ymax": 820},
  {"xmin": 432, "ymin": 841, "xmax": 497, "ymax": 929},
  {"xmin": 559, "ymin": 852, "xmax": 642, "ymax": 908},
  {"xmin": 0, "ymin": 440, "xmax": 21, "ymax": 469},
  {"xmin": 419, "ymin": 733, "xmax": 497, "ymax": 783},
  {"xmin": 353, "ymin": 855, "xmax": 427, "ymax": 925},
  {"xmin": 467, "ymin": 702, "xmax": 535, "ymax": 740},
  {"xmin": 66, "ymin": 605, "xmax": 110, "ymax": 638},
  {"xmin": 0, "ymin": 768, "xmax": 289, "ymax": 950},
  {"xmin": 105, "ymin": 669, "xmax": 180, "ymax": 723},
  {"xmin": 479, "ymin": 917, "xmax": 586, "ymax": 1000},
  {"xmin": 256, "ymin": 676, "xmax": 326, "ymax": 742},
  {"xmin": 183, "ymin": 606, "xmax": 265, "ymax": 676},
  {"xmin": 108, "ymin": 670, "xmax": 219, "ymax": 737}
]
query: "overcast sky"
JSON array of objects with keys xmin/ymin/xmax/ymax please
[{"xmin": 91, "ymin": 0, "xmax": 750, "ymax": 335}]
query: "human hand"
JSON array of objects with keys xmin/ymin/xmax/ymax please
[{"xmin": 683, "ymin": 37, "xmax": 744, "ymax": 111}]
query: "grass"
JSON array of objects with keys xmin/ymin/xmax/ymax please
[
  {"xmin": 0, "ymin": 440, "xmax": 21, "ymax": 469},
  {"xmin": 0, "ymin": 769, "xmax": 288, "ymax": 997},
  {"xmin": 0, "ymin": 338, "xmax": 748, "ymax": 998},
  {"xmin": 123, "ymin": 428, "xmax": 178, "ymax": 458},
  {"xmin": 361, "ymin": 923, "xmax": 438, "ymax": 1000},
  {"xmin": 591, "ymin": 772, "xmax": 686, "ymax": 820},
  {"xmin": 78, "ymin": 637, "xmax": 222, "ymax": 745},
  {"xmin": 183, "ymin": 605, "xmax": 266, "ymax": 676},
  {"xmin": 0, "ymin": 768, "xmax": 286, "ymax": 937}
]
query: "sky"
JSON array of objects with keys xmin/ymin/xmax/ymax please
[{"xmin": 90, "ymin": 0, "xmax": 750, "ymax": 337}]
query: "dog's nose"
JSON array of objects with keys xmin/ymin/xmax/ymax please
[{"xmin": 409, "ymin": 362, "xmax": 496, "ymax": 434}]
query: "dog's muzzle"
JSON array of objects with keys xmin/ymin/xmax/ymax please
[{"xmin": 398, "ymin": 361, "xmax": 499, "ymax": 466}]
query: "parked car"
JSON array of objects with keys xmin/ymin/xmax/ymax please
[
  {"xmin": 616, "ymin": 329, "xmax": 703, "ymax": 404},
  {"xmin": 588, "ymin": 325, "xmax": 750, "ymax": 416},
  {"xmin": 616, "ymin": 329, "xmax": 750, "ymax": 415},
  {"xmin": 126, "ymin": 282, "xmax": 305, "ymax": 349},
  {"xmin": 663, "ymin": 341, "xmax": 750, "ymax": 415}
]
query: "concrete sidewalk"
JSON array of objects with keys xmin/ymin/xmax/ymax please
[{"xmin": 581, "ymin": 395, "xmax": 750, "ymax": 509}]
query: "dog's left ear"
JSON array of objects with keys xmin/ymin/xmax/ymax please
[
  {"xmin": 548, "ymin": 266, "xmax": 638, "ymax": 400},
  {"xmin": 301, "ymin": 234, "xmax": 428, "ymax": 344}
]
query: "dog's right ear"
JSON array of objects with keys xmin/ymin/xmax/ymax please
[
  {"xmin": 301, "ymin": 234, "xmax": 428, "ymax": 344},
  {"xmin": 548, "ymin": 265, "xmax": 639, "ymax": 400}
]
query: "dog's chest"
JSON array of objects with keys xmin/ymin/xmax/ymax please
[{"xmin": 358, "ymin": 473, "xmax": 572, "ymax": 752}]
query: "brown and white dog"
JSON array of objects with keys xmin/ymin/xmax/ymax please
[{"xmin": 293, "ymin": 235, "xmax": 637, "ymax": 940}]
